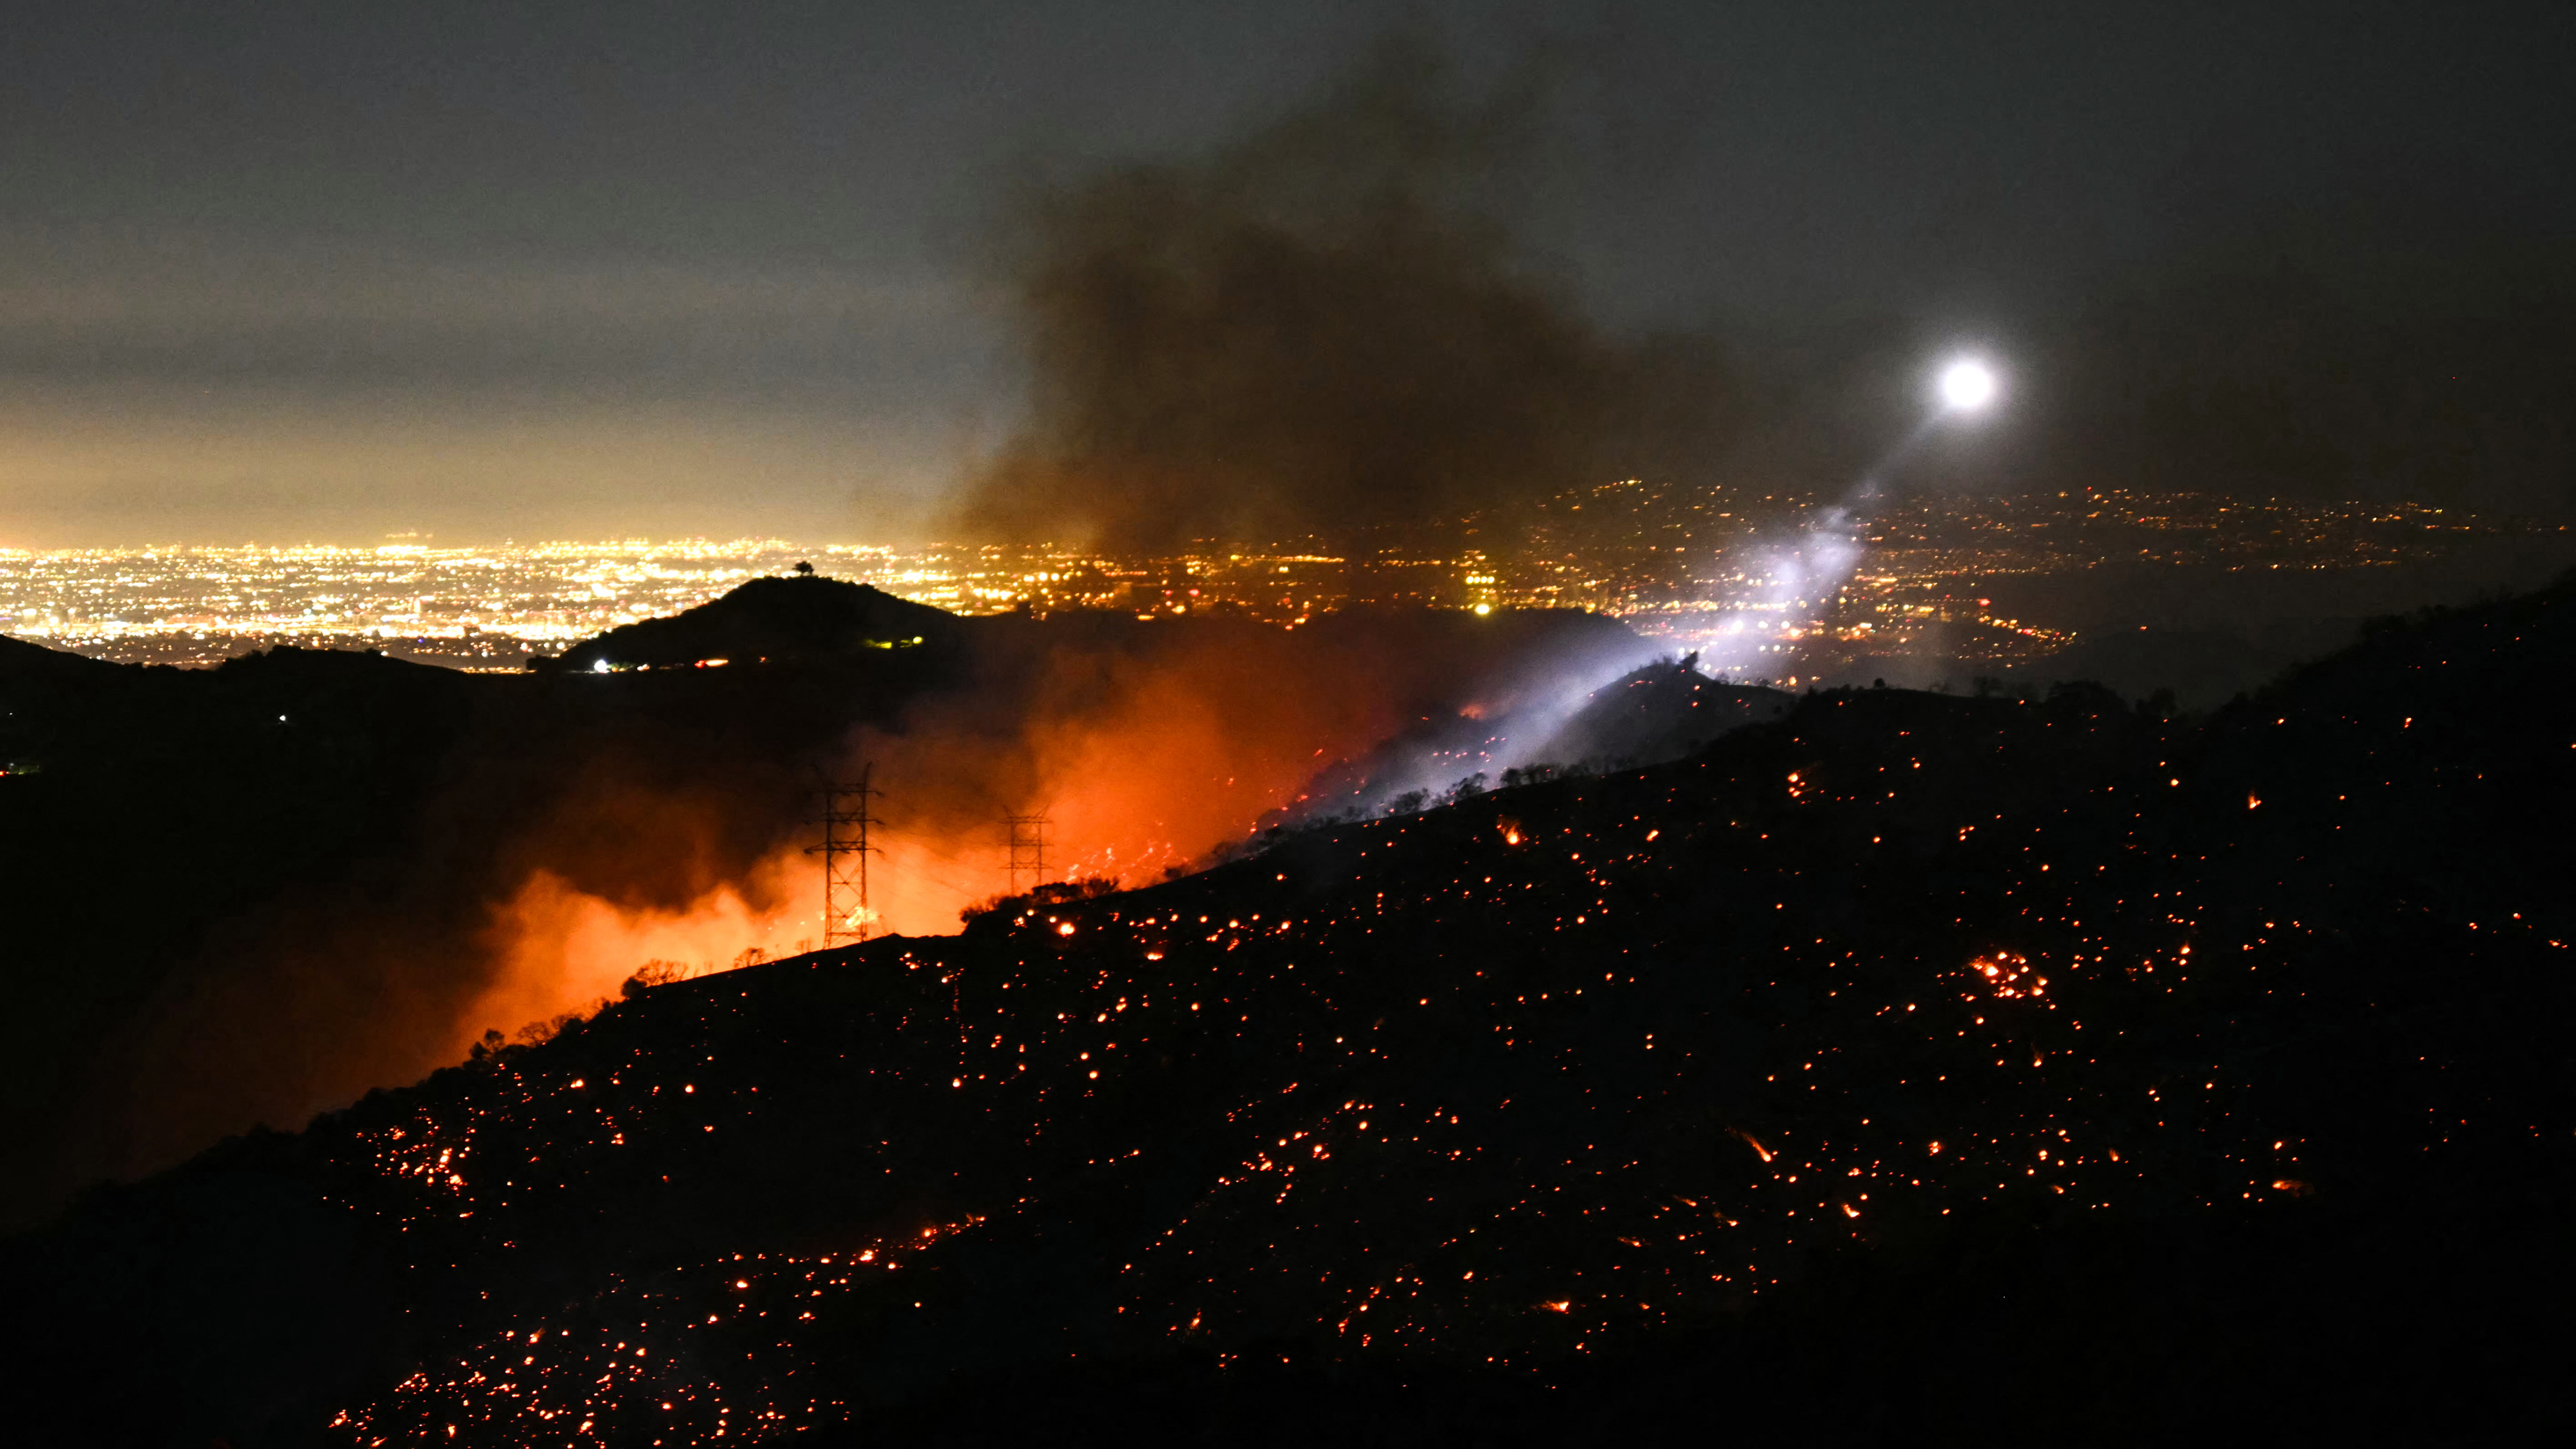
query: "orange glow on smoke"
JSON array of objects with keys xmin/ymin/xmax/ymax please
[
  {"xmin": 822, "ymin": 623, "xmax": 1472, "ymax": 936},
  {"xmin": 458, "ymin": 615, "xmax": 1635, "ymax": 1051},
  {"xmin": 463, "ymin": 858, "xmax": 810, "ymax": 1052},
  {"xmin": 456, "ymin": 630, "xmax": 1435, "ymax": 1037}
]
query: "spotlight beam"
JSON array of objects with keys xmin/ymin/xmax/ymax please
[{"xmin": 1706, "ymin": 351, "xmax": 2009, "ymax": 682}]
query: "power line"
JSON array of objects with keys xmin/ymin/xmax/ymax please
[
  {"xmin": 808, "ymin": 765, "xmax": 882, "ymax": 948},
  {"xmin": 1005, "ymin": 812, "xmax": 1051, "ymax": 896}
]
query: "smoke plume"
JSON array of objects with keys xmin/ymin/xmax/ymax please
[{"xmin": 960, "ymin": 38, "xmax": 1739, "ymax": 549}]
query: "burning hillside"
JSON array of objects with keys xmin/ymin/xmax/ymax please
[
  {"xmin": 10, "ymin": 572, "xmax": 2572, "ymax": 1443},
  {"xmin": 0, "ymin": 582, "xmax": 1655, "ymax": 1230}
]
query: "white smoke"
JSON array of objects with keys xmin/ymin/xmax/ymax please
[
  {"xmin": 1693, "ymin": 499, "xmax": 1872, "ymax": 683},
  {"xmin": 1692, "ymin": 376, "xmax": 1981, "ymax": 683}
]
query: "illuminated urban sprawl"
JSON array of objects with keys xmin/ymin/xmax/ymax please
[{"xmin": 1, "ymin": 486, "xmax": 2554, "ymax": 672}]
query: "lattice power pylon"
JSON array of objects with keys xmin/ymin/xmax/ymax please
[
  {"xmin": 1005, "ymin": 812, "xmax": 1051, "ymax": 896},
  {"xmin": 808, "ymin": 765, "xmax": 883, "ymax": 947}
]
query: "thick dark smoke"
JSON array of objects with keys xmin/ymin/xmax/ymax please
[{"xmin": 960, "ymin": 38, "xmax": 1739, "ymax": 549}]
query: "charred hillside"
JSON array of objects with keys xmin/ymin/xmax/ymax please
[
  {"xmin": 9, "ymin": 576, "xmax": 2573, "ymax": 1443},
  {"xmin": 0, "ymin": 589, "xmax": 1659, "ymax": 1232}
]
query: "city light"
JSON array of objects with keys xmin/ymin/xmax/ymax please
[{"xmin": 0, "ymin": 491, "xmax": 2541, "ymax": 679}]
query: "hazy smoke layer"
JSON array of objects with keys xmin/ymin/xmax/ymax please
[{"xmin": 961, "ymin": 40, "xmax": 1736, "ymax": 549}]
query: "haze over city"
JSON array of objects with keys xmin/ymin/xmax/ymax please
[{"xmin": 3, "ymin": 1, "xmax": 2570, "ymax": 549}]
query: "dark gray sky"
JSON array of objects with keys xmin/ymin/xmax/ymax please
[{"xmin": 1, "ymin": 0, "xmax": 2567, "ymax": 545}]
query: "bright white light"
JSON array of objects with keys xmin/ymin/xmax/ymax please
[{"xmin": 1941, "ymin": 359, "xmax": 1997, "ymax": 412}]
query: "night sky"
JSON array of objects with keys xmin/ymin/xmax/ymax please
[{"xmin": 2, "ymin": 1, "xmax": 2567, "ymax": 545}]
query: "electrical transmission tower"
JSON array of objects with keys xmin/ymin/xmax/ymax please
[
  {"xmin": 1005, "ymin": 812, "xmax": 1051, "ymax": 896},
  {"xmin": 808, "ymin": 765, "xmax": 882, "ymax": 947}
]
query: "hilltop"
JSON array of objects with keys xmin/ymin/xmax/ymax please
[
  {"xmin": 8, "ymin": 574, "xmax": 2571, "ymax": 1443},
  {"xmin": 1534, "ymin": 654, "xmax": 1794, "ymax": 767},
  {"xmin": 554, "ymin": 575, "xmax": 965, "ymax": 671}
]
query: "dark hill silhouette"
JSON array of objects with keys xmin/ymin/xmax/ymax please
[
  {"xmin": 1996, "ymin": 623, "xmax": 2290, "ymax": 712},
  {"xmin": 0, "ymin": 642, "xmax": 484, "ymax": 1230},
  {"xmin": 8, "ymin": 573, "xmax": 2570, "ymax": 1443},
  {"xmin": 1534, "ymin": 655, "xmax": 1795, "ymax": 767},
  {"xmin": 0, "ymin": 629, "xmax": 120, "ymax": 687},
  {"xmin": 555, "ymin": 573, "xmax": 965, "ymax": 670},
  {"xmin": 0, "ymin": 627, "xmax": 954, "ymax": 1230}
]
